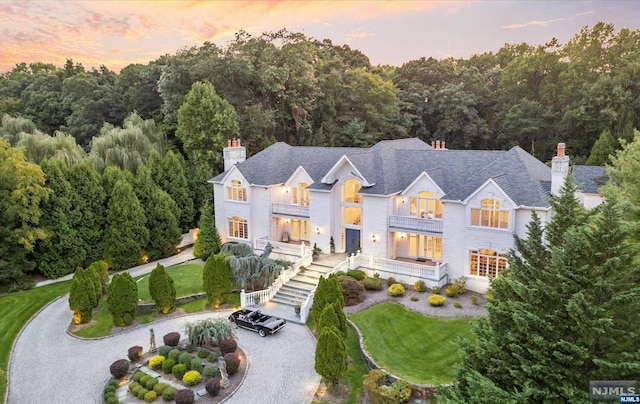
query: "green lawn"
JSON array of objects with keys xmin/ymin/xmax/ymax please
[
  {"xmin": 136, "ymin": 263, "xmax": 204, "ymax": 302},
  {"xmin": 349, "ymin": 301, "xmax": 475, "ymax": 384},
  {"xmin": 0, "ymin": 281, "xmax": 71, "ymax": 402}
]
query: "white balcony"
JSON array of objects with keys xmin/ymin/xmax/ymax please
[
  {"xmin": 388, "ymin": 215, "xmax": 443, "ymax": 233},
  {"xmin": 271, "ymin": 203, "xmax": 310, "ymax": 218}
]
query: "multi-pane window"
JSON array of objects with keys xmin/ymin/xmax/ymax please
[
  {"xmin": 471, "ymin": 199, "xmax": 509, "ymax": 228},
  {"xmin": 469, "ymin": 249, "xmax": 507, "ymax": 277},
  {"xmin": 410, "ymin": 191, "xmax": 443, "ymax": 219},
  {"xmin": 292, "ymin": 183, "xmax": 310, "ymax": 206},
  {"xmin": 228, "ymin": 216, "xmax": 248, "ymax": 239},
  {"xmin": 408, "ymin": 235, "xmax": 443, "ymax": 261},
  {"xmin": 226, "ymin": 180, "xmax": 247, "ymax": 201},
  {"xmin": 342, "ymin": 179, "xmax": 362, "ymax": 204},
  {"xmin": 292, "ymin": 219, "xmax": 310, "ymax": 241}
]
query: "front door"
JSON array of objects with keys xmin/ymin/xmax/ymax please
[{"xmin": 345, "ymin": 229, "xmax": 360, "ymax": 254}]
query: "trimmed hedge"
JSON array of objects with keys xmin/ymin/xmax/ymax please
[
  {"xmin": 172, "ymin": 363, "xmax": 187, "ymax": 380},
  {"xmin": 224, "ymin": 352, "xmax": 240, "ymax": 375},
  {"xmin": 162, "ymin": 387, "xmax": 177, "ymax": 401},
  {"xmin": 174, "ymin": 388, "xmax": 195, "ymax": 404},
  {"xmin": 388, "ymin": 283, "xmax": 406, "ymax": 297},
  {"xmin": 128, "ymin": 345, "xmax": 143, "ymax": 362},
  {"xmin": 338, "ymin": 275, "xmax": 365, "ymax": 306},
  {"xmin": 163, "ymin": 332, "xmax": 180, "ymax": 346},
  {"xmin": 363, "ymin": 277, "xmax": 382, "ymax": 290},
  {"xmin": 109, "ymin": 359, "xmax": 129, "ymax": 379},
  {"xmin": 428, "ymin": 294, "xmax": 446, "ymax": 306},
  {"xmin": 203, "ymin": 364, "xmax": 217, "ymax": 380},
  {"xmin": 168, "ymin": 348, "xmax": 181, "ymax": 362},
  {"xmin": 219, "ymin": 338, "xmax": 237, "ymax": 355},
  {"xmin": 149, "ymin": 355, "xmax": 165, "ymax": 370},
  {"xmin": 346, "ymin": 269, "xmax": 367, "ymax": 281},
  {"xmin": 162, "ymin": 358, "xmax": 176, "ymax": 374},
  {"xmin": 183, "ymin": 370, "xmax": 202, "ymax": 386},
  {"xmin": 205, "ymin": 377, "xmax": 221, "ymax": 396}
]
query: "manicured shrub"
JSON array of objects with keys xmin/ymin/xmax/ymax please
[
  {"xmin": 186, "ymin": 343, "xmax": 194, "ymax": 353},
  {"xmin": 203, "ymin": 364, "xmax": 217, "ymax": 380},
  {"xmin": 334, "ymin": 270, "xmax": 346, "ymax": 277},
  {"xmin": 219, "ymin": 338, "xmax": 237, "ymax": 354},
  {"xmin": 445, "ymin": 286, "xmax": 457, "ymax": 297},
  {"xmin": 414, "ymin": 280, "xmax": 427, "ymax": 292},
  {"xmin": 149, "ymin": 355, "xmax": 165, "ymax": 370},
  {"xmin": 162, "ymin": 387, "xmax": 177, "ymax": 401},
  {"xmin": 139, "ymin": 375, "xmax": 151, "ymax": 386},
  {"xmin": 109, "ymin": 359, "xmax": 129, "ymax": 379},
  {"xmin": 128, "ymin": 345, "xmax": 143, "ymax": 362},
  {"xmin": 363, "ymin": 369, "xmax": 411, "ymax": 404},
  {"xmin": 346, "ymin": 269, "xmax": 366, "ymax": 281},
  {"xmin": 203, "ymin": 254, "xmax": 233, "ymax": 307},
  {"xmin": 163, "ymin": 332, "xmax": 180, "ymax": 347},
  {"xmin": 137, "ymin": 387, "xmax": 148, "ymax": 399},
  {"xmin": 144, "ymin": 390, "xmax": 157, "ymax": 403},
  {"xmin": 132, "ymin": 371, "xmax": 145, "ymax": 382},
  {"xmin": 471, "ymin": 295, "xmax": 479, "ymax": 305},
  {"xmin": 338, "ymin": 275, "xmax": 365, "ymax": 306},
  {"xmin": 207, "ymin": 352, "xmax": 217, "ymax": 363},
  {"xmin": 205, "ymin": 377, "xmax": 221, "ymax": 396},
  {"xmin": 454, "ymin": 301, "xmax": 463, "ymax": 309},
  {"xmin": 452, "ymin": 276, "xmax": 466, "ymax": 294},
  {"xmin": 312, "ymin": 274, "xmax": 344, "ymax": 323},
  {"xmin": 129, "ymin": 382, "xmax": 141, "ymax": 394},
  {"xmin": 149, "ymin": 263, "xmax": 176, "ymax": 313},
  {"xmin": 154, "ymin": 382, "xmax": 170, "ymax": 395},
  {"xmin": 190, "ymin": 357, "xmax": 203, "ymax": 373},
  {"xmin": 429, "ymin": 294, "xmax": 446, "ymax": 306},
  {"xmin": 107, "ymin": 397, "xmax": 119, "ymax": 404},
  {"xmin": 388, "ymin": 283, "xmax": 406, "ymax": 297},
  {"xmin": 104, "ymin": 391, "xmax": 116, "ymax": 400},
  {"xmin": 178, "ymin": 352, "xmax": 193, "ymax": 368},
  {"xmin": 172, "ymin": 363, "xmax": 187, "ymax": 380},
  {"xmin": 197, "ymin": 349, "xmax": 209, "ymax": 359},
  {"xmin": 104, "ymin": 385, "xmax": 116, "ymax": 395},
  {"xmin": 182, "ymin": 370, "xmax": 202, "ymax": 386},
  {"xmin": 224, "ymin": 352, "xmax": 241, "ymax": 375},
  {"xmin": 386, "ymin": 277, "xmax": 396, "ymax": 287},
  {"xmin": 109, "ymin": 379, "xmax": 119, "ymax": 388},
  {"xmin": 107, "ymin": 272, "xmax": 138, "ymax": 326},
  {"xmin": 363, "ymin": 277, "xmax": 382, "ymax": 290},
  {"xmin": 174, "ymin": 388, "xmax": 195, "ymax": 404},
  {"xmin": 168, "ymin": 348, "xmax": 181, "ymax": 362},
  {"xmin": 158, "ymin": 345, "xmax": 172, "ymax": 358},
  {"xmin": 162, "ymin": 358, "xmax": 176, "ymax": 374},
  {"xmin": 431, "ymin": 286, "xmax": 441, "ymax": 294},
  {"xmin": 145, "ymin": 377, "xmax": 159, "ymax": 389},
  {"xmin": 69, "ymin": 267, "xmax": 93, "ymax": 324},
  {"xmin": 410, "ymin": 295, "xmax": 419, "ymax": 302}
]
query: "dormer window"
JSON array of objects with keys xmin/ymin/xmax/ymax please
[
  {"xmin": 226, "ymin": 179, "xmax": 247, "ymax": 201},
  {"xmin": 471, "ymin": 199, "xmax": 509, "ymax": 228}
]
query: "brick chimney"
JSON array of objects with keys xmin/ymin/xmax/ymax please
[
  {"xmin": 223, "ymin": 137, "xmax": 246, "ymax": 171},
  {"xmin": 551, "ymin": 142, "xmax": 569, "ymax": 196}
]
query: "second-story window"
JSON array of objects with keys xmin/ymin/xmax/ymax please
[
  {"xmin": 410, "ymin": 191, "xmax": 443, "ymax": 219},
  {"xmin": 471, "ymin": 199, "xmax": 509, "ymax": 228},
  {"xmin": 292, "ymin": 182, "xmax": 310, "ymax": 206},
  {"xmin": 226, "ymin": 179, "xmax": 247, "ymax": 201}
]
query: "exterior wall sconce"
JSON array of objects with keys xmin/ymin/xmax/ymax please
[
  {"xmin": 281, "ymin": 185, "xmax": 289, "ymax": 193},
  {"xmin": 315, "ymin": 226, "xmax": 321, "ymax": 234},
  {"xmin": 284, "ymin": 218, "xmax": 289, "ymax": 224},
  {"xmin": 371, "ymin": 234, "xmax": 377, "ymax": 243},
  {"xmin": 400, "ymin": 197, "xmax": 406, "ymax": 204},
  {"xmin": 399, "ymin": 232, "xmax": 406, "ymax": 239}
]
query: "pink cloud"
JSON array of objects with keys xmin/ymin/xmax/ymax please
[{"xmin": 502, "ymin": 18, "xmax": 569, "ymax": 30}]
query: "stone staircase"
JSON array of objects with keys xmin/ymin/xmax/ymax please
[{"xmin": 270, "ymin": 262, "xmax": 335, "ymax": 307}]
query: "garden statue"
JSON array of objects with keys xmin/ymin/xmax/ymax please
[
  {"xmin": 149, "ymin": 328, "xmax": 156, "ymax": 352},
  {"xmin": 218, "ymin": 356, "xmax": 230, "ymax": 388}
]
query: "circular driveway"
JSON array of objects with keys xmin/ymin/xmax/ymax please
[{"xmin": 7, "ymin": 296, "xmax": 319, "ymax": 404}]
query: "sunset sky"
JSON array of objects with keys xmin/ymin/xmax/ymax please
[{"xmin": 1, "ymin": 0, "xmax": 638, "ymax": 73}]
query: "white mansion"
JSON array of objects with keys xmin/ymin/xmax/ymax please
[{"xmin": 210, "ymin": 138, "xmax": 604, "ymax": 293}]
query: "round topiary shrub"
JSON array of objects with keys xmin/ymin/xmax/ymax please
[
  {"xmin": 104, "ymin": 391, "xmax": 116, "ymax": 401},
  {"xmin": 158, "ymin": 345, "xmax": 172, "ymax": 358},
  {"xmin": 168, "ymin": 348, "xmax": 181, "ymax": 362},
  {"xmin": 338, "ymin": 275, "xmax": 365, "ymax": 306},
  {"xmin": 145, "ymin": 377, "xmax": 159, "ymax": 390},
  {"xmin": 386, "ymin": 277, "xmax": 396, "ymax": 287},
  {"xmin": 137, "ymin": 387, "xmax": 148, "ymax": 399},
  {"xmin": 414, "ymin": 280, "xmax": 427, "ymax": 292},
  {"xmin": 224, "ymin": 352, "xmax": 240, "ymax": 375},
  {"xmin": 190, "ymin": 357, "xmax": 203, "ymax": 373},
  {"xmin": 162, "ymin": 358, "xmax": 176, "ymax": 374},
  {"xmin": 182, "ymin": 370, "xmax": 202, "ymax": 386},
  {"xmin": 388, "ymin": 283, "xmax": 406, "ymax": 297},
  {"xmin": 174, "ymin": 388, "xmax": 195, "ymax": 404},
  {"xmin": 104, "ymin": 385, "xmax": 116, "ymax": 394},
  {"xmin": 144, "ymin": 390, "xmax": 157, "ymax": 403},
  {"xmin": 154, "ymin": 382, "xmax": 169, "ymax": 395},
  {"xmin": 205, "ymin": 377, "xmax": 221, "ymax": 396},
  {"xmin": 172, "ymin": 363, "xmax": 187, "ymax": 380},
  {"xmin": 431, "ymin": 286, "xmax": 441, "ymax": 294},
  {"xmin": 109, "ymin": 359, "xmax": 129, "ymax": 379},
  {"xmin": 185, "ymin": 343, "xmax": 194, "ymax": 353},
  {"xmin": 429, "ymin": 294, "xmax": 446, "ymax": 306},
  {"xmin": 107, "ymin": 397, "xmax": 118, "ymax": 404},
  {"xmin": 162, "ymin": 387, "xmax": 177, "ymax": 401},
  {"xmin": 178, "ymin": 352, "xmax": 192, "ymax": 368},
  {"xmin": 129, "ymin": 381, "xmax": 140, "ymax": 393},
  {"xmin": 363, "ymin": 277, "xmax": 382, "ymax": 290},
  {"xmin": 132, "ymin": 371, "xmax": 145, "ymax": 382},
  {"xmin": 219, "ymin": 338, "xmax": 237, "ymax": 355},
  {"xmin": 128, "ymin": 345, "xmax": 143, "ymax": 362},
  {"xmin": 206, "ymin": 353, "xmax": 217, "ymax": 363},
  {"xmin": 203, "ymin": 364, "xmax": 217, "ymax": 380},
  {"xmin": 139, "ymin": 375, "xmax": 151, "ymax": 386},
  {"xmin": 445, "ymin": 286, "xmax": 457, "ymax": 297},
  {"xmin": 109, "ymin": 379, "xmax": 119, "ymax": 388},
  {"xmin": 163, "ymin": 331, "xmax": 180, "ymax": 347},
  {"xmin": 454, "ymin": 301, "xmax": 463, "ymax": 309},
  {"xmin": 346, "ymin": 269, "xmax": 367, "ymax": 281},
  {"xmin": 149, "ymin": 355, "xmax": 165, "ymax": 370},
  {"xmin": 197, "ymin": 349, "xmax": 209, "ymax": 359}
]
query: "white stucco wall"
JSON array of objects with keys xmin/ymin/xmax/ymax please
[
  {"xmin": 250, "ymin": 186, "xmax": 272, "ymax": 242},
  {"xmin": 361, "ymin": 194, "xmax": 390, "ymax": 257},
  {"xmin": 310, "ymin": 190, "xmax": 332, "ymax": 253}
]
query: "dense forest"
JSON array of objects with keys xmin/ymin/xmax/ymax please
[{"xmin": 1, "ymin": 22, "xmax": 639, "ymax": 290}]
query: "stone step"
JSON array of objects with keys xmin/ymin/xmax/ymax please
[
  {"xmin": 289, "ymin": 275, "xmax": 319, "ymax": 286},
  {"xmin": 276, "ymin": 289, "xmax": 310, "ymax": 302},
  {"xmin": 271, "ymin": 295, "xmax": 300, "ymax": 306},
  {"xmin": 280, "ymin": 284, "xmax": 312, "ymax": 296}
]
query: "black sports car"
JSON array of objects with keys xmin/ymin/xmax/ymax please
[{"xmin": 228, "ymin": 309, "xmax": 286, "ymax": 337}]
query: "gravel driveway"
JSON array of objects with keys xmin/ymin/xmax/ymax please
[{"xmin": 7, "ymin": 296, "xmax": 319, "ymax": 404}]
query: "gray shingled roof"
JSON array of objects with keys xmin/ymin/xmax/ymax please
[
  {"xmin": 573, "ymin": 165, "xmax": 608, "ymax": 194},
  {"xmin": 211, "ymin": 138, "xmax": 560, "ymax": 208}
]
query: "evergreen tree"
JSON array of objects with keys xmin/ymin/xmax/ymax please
[
  {"xmin": 587, "ymin": 129, "xmax": 617, "ymax": 166},
  {"xmin": 437, "ymin": 193, "xmax": 640, "ymax": 403},
  {"xmin": 149, "ymin": 263, "xmax": 176, "ymax": 314},
  {"xmin": 203, "ymin": 254, "xmax": 234, "ymax": 307},
  {"xmin": 608, "ymin": 130, "xmax": 640, "ymax": 239},
  {"xmin": 145, "ymin": 188, "xmax": 182, "ymax": 260},
  {"xmin": 546, "ymin": 172, "xmax": 587, "ymax": 248},
  {"xmin": 68, "ymin": 267, "xmax": 92, "ymax": 324},
  {"xmin": 314, "ymin": 326, "xmax": 347, "ymax": 392},
  {"xmin": 107, "ymin": 272, "xmax": 138, "ymax": 326},
  {"xmin": 193, "ymin": 204, "xmax": 221, "ymax": 259},
  {"xmin": 157, "ymin": 150, "xmax": 194, "ymax": 232},
  {"xmin": 312, "ymin": 275, "xmax": 344, "ymax": 323},
  {"xmin": 317, "ymin": 303, "xmax": 339, "ymax": 336},
  {"xmin": 85, "ymin": 264, "xmax": 102, "ymax": 307},
  {"xmin": 103, "ymin": 180, "xmax": 149, "ymax": 270},
  {"xmin": 87, "ymin": 260, "xmax": 109, "ymax": 295}
]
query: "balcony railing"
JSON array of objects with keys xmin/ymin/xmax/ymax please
[
  {"xmin": 271, "ymin": 203, "xmax": 310, "ymax": 218},
  {"xmin": 388, "ymin": 215, "xmax": 443, "ymax": 233}
]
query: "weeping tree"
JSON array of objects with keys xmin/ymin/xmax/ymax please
[
  {"xmin": 221, "ymin": 243, "xmax": 290, "ymax": 290},
  {"xmin": 15, "ymin": 130, "xmax": 85, "ymax": 166},
  {"xmin": 184, "ymin": 318, "xmax": 236, "ymax": 346},
  {"xmin": 0, "ymin": 114, "xmax": 38, "ymax": 145}
]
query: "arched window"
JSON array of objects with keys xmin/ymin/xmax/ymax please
[
  {"xmin": 471, "ymin": 199, "xmax": 509, "ymax": 228},
  {"xmin": 410, "ymin": 191, "xmax": 443, "ymax": 219},
  {"xmin": 226, "ymin": 180, "xmax": 247, "ymax": 201},
  {"xmin": 469, "ymin": 249, "xmax": 507, "ymax": 277},
  {"xmin": 292, "ymin": 182, "xmax": 310, "ymax": 206},
  {"xmin": 228, "ymin": 216, "xmax": 248, "ymax": 239}
]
